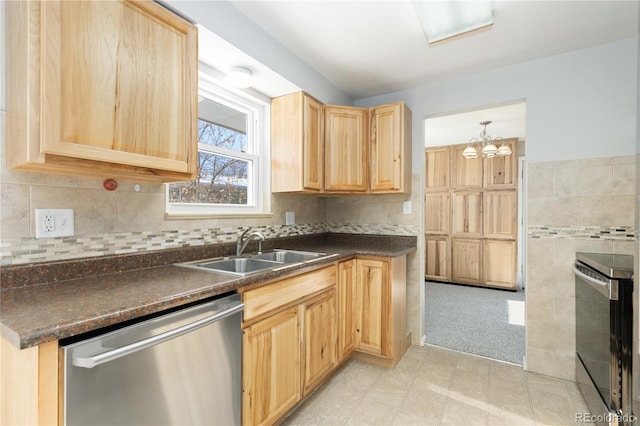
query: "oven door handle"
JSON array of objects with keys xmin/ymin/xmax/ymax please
[
  {"xmin": 72, "ymin": 301, "xmax": 244, "ymax": 369},
  {"xmin": 572, "ymin": 264, "xmax": 617, "ymax": 300}
]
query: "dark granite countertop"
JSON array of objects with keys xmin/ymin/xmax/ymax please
[{"xmin": 1, "ymin": 233, "xmax": 415, "ymax": 349}]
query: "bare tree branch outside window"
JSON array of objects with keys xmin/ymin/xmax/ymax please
[{"xmin": 168, "ymin": 120, "xmax": 248, "ymax": 205}]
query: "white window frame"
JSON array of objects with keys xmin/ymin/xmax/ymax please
[{"xmin": 165, "ymin": 69, "xmax": 271, "ymax": 217}]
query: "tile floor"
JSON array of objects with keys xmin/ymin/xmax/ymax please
[{"xmin": 283, "ymin": 345, "xmax": 592, "ymax": 426}]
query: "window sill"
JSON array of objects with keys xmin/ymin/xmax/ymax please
[{"xmin": 164, "ymin": 212, "xmax": 275, "ymax": 220}]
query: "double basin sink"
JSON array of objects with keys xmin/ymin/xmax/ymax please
[{"xmin": 175, "ymin": 249, "xmax": 327, "ymax": 277}]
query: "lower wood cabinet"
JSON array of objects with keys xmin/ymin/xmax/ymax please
[
  {"xmin": 483, "ymin": 239, "xmax": 517, "ymax": 289},
  {"xmin": 425, "ymin": 235, "xmax": 450, "ymax": 282},
  {"xmin": 242, "ymin": 307, "xmax": 301, "ymax": 426},
  {"xmin": 241, "ymin": 255, "xmax": 407, "ymax": 425},
  {"xmin": 353, "ymin": 256, "xmax": 407, "ymax": 368},
  {"xmin": 302, "ymin": 290, "xmax": 337, "ymax": 396},
  {"xmin": 241, "ymin": 265, "xmax": 335, "ymax": 426},
  {"xmin": 338, "ymin": 259, "xmax": 357, "ymax": 362},
  {"xmin": 451, "ymin": 238, "xmax": 482, "ymax": 285}
]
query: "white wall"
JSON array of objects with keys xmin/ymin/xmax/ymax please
[
  {"xmin": 164, "ymin": 0, "xmax": 353, "ymax": 106},
  {"xmin": 356, "ymin": 37, "xmax": 638, "ymax": 164}
]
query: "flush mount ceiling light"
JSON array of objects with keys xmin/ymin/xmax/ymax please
[
  {"xmin": 413, "ymin": 1, "xmax": 494, "ymax": 44},
  {"xmin": 462, "ymin": 121, "xmax": 512, "ymax": 159},
  {"xmin": 226, "ymin": 66, "xmax": 253, "ymax": 88}
]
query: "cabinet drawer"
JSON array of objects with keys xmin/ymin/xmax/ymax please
[{"xmin": 243, "ymin": 265, "xmax": 336, "ymax": 322}]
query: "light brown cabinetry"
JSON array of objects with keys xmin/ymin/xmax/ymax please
[
  {"xmin": 353, "ymin": 256, "xmax": 407, "ymax": 368},
  {"xmin": 241, "ymin": 265, "xmax": 336, "ymax": 426},
  {"xmin": 484, "ymin": 239, "xmax": 517, "ymax": 288},
  {"xmin": 324, "ymin": 106, "xmax": 369, "ymax": 192},
  {"xmin": 242, "ymin": 307, "xmax": 301, "ymax": 426},
  {"xmin": 425, "ymin": 235, "xmax": 450, "ymax": 282},
  {"xmin": 452, "ymin": 145, "xmax": 483, "ymax": 188},
  {"xmin": 271, "ymin": 93, "xmax": 411, "ymax": 194},
  {"xmin": 302, "ymin": 290, "xmax": 337, "ymax": 396},
  {"xmin": 425, "ymin": 142, "xmax": 518, "ymax": 289},
  {"xmin": 452, "ymin": 191, "xmax": 482, "ymax": 236},
  {"xmin": 6, "ymin": 0, "xmax": 198, "ymax": 182},
  {"xmin": 369, "ymin": 102, "xmax": 412, "ymax": 193},
  {"xmin": 0, "ymin": 338, "xmax": 59, "ymax": 426},
  {"xmin": 424, "ymin": 193, "xmax": 450, "ymax": 234},
  {"xmin": 271, "ymin": 92, "xmax": 324, "ymax": 192},
  {"xmin": 451, "ymin": 238, "xmax": 483, "ymax": 284},
  {"xmin": 425, "ymin": 146, "xmax": 451, "ymax": 190},
  {"xmin": 338, "ymin": 259, "xmax": 357, "ymax": 362}
]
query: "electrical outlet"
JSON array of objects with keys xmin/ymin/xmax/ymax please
[
  {"xmin": 285, "ymin": 211, "xmax": 295, "ymax": 225},
  {"xmin": 35, "ymin": 209, "xmax": 75, "ymax": 238},
  {"xmin": 403, "ymin": 201, "xmax": 412, "ymax": 215}
]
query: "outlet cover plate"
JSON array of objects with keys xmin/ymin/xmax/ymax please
[
  {"xmin": 285, "ymin": 211, "xmax": 295, "ymax": 225},
  {"xmin": 35, "ymin": 209, "xmax": 75, "ymax": 238}
]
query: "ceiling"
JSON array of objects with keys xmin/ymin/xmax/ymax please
[{"xmin": 231, "ymin": 1, "xmax": 638, "ymax": 101}]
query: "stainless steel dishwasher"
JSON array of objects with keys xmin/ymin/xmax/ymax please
[{"xmin": 61, "ymin": 293, "xmax": 243, "ymax": 425}]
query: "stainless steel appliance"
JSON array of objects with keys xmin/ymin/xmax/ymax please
[
  {"xmin": 62, "ymin": 293, "xmax": 243, "ymax": 425},
  {"xmin": 574, "ymin": 252, "xmax": 634, "ymax": 425}
]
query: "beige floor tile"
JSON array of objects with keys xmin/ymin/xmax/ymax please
[
  {"xmin": 440, "ymin": 398, "xmax": 489, "ymax": 426},
  {"xmin": 347, "ymin": 395, "xmax": 398, "ymax": 425},
  {"xmin": 284, "ymin": 346, "xmax": 591, "ymax": 426}
]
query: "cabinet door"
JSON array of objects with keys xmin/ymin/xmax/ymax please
[
  {"xmin": 425, "ymin": 147, "xmax": 451, "ymax": 190},
  {"xmin": 370, "ymin": 102, "xmax": 410, "ymax": 193},
  {"xmin": 452, "ymin": 191, "xmax": 482, "ymax": 236},
  {"xmin": 302, "ymin": 290, "xmax": 337, "ymax": 396},
  {"xmin": 325, "ymin": 106, "xmax": 368, "ymax": 192},
  {"xmin": 483, "ymin": 190, "xmax": 517, "ymax": 239},
  {"xmin": 483, "ymin": 139, "xmax": 518, "ymax": 188},
  {"xmin": 41, "ymin": 1, "xmax": 197, "ymax": 175},
  {"xmin": 484, "ymin": 239, "xmax": 517, "ymax": 289},
  {"xmin": 425, "ymin": 192, "xmax": 450, "ymax": 234},
  {"xmin": 243, "ymin": 307, "xmax": 301, "ymax": 426},
  {"xmin": 425, "ymin": 235, "xmax": 450, "ymax": 281},
  {"xmin": 451, "ymin": 238, "xmax": 482, "ymax": 284},
  {"xmin": 452, "ymin": 145, "xmax": 483, "ymax": 188},
  {"xmin": 355, "ymin": 259, "xmax": 391, "ymax": 358},
  {"xmin": 271, "ymin": 92, "xmax": 323, "ymax": 192},
  {"xmin": 338, "ymin": 260, "xmax": 357, "ymax": 362}
]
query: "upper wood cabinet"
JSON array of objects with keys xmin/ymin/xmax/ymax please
[
  {"xmin": 483, "ymin": 139, "xmax": 519, "ymax": 188},
  {"xmin": 271, "ymin": 93, "xmax": 412, "ymax": 195},
  {"xmin": 369, "ymin": 102, "xmax": 412, "ymax": 194},
  {"xmin": 452, "ymin": 191, "xmax": 482, "ymax": 237},
  {"xmin": 324, "ymin": 106, "xmax": 369, "ymax": 192},
  {"xmin": 452, "ymin": 145, "xmax": 483, "ymax": 188},
  {"xmin": 271, "ymin": 92, "xmax": 324, "ymax": 192},
  {"xmin": 6, "ymin": 0, "xmax": 198, "ymax": 182},
  {"xmin": 425, "ymin": 147, "xmax": 451, "ymax": 191}
]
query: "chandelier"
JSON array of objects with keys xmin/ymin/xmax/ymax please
[{"xmin": 462, "ymin": 121, "xmax": 512, "ymax": 159}]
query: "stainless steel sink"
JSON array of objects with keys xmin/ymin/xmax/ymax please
[
  {"xmin": 175, "ymin": 249, "xmax": 326, "ymax": 277},
  {"xmin": 251, "ymin": 249, "xmax": 325, "ymax": 263}
]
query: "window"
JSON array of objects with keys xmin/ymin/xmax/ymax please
[{"xmin": 166, "ymin": 72, "xmax": 270, "ymax": 216}]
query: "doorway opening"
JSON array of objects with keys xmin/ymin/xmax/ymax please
[{"xmin": 422, "ymin": 101, "xmax": 526, "ymax": 365}]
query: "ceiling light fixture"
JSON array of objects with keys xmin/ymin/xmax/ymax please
[
  {"xmin": 226, "ymin": 66, "xmax": 253, "ymax": 88},
  {"xmin": 413, "ymin": 1, "xmax": 494, "ymax": 44},
  {"xmin": 462, "ymin": 121, "xmax": 512, "ymax": 159}
]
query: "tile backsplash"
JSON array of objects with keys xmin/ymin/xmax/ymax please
[{"xmin": 0, "ymin": 223, "xmax": 419, "ymax": 266}]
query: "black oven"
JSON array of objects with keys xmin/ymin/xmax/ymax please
[{"xmin": 574, "ymin": 252, "xmax": 634, "ymax": 426}]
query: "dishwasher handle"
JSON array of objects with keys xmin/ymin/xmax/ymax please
[
  {"xmin": 573, "ymin": 263, "xmax": 618, "ymax": 301},
  {"xmin": 73, "ymin": 300, "xmax": 244, "ymax": 369}
]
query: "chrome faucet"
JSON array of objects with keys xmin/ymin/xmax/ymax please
[{"xmin": 236, "ymin": 229, "xmax": 266, "ymax": 256}]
